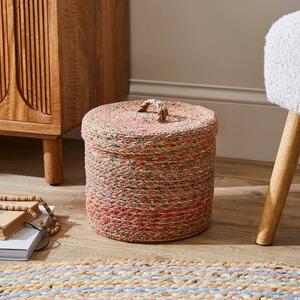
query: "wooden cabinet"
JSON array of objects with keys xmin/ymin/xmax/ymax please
[{"xmin": 0, "ymin": 0, "xmax": 129, "ymax": 184}]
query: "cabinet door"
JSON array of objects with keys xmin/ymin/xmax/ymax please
[{"xmin": 0, "ymin": 0, "xmax": 59, "ymax": 124}]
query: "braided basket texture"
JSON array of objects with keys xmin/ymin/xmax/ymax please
[{"xmin": 82, "ymin": 99, "xmax": 218, "ymax": 243}]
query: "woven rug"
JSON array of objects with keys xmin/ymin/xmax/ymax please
[{"xmin": 0, "ymin": 259, "xmax": 299, "ymax": 299}]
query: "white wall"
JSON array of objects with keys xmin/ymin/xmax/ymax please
[
  {"xmin": 130, "ymin": 0, "xmax": 300, "ymax": 89},
  {"xmin": 129, "ymin": 0, "xmax": 300, "ymax": 161}
]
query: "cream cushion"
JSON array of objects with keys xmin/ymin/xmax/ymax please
[{"xmin": 265, "ymin": 11, "xmax": 300, "ymax": 113}]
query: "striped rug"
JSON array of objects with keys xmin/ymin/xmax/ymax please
[{"xmin": 0, "ymin": 259, "xmax": 299, "ymax": 299}]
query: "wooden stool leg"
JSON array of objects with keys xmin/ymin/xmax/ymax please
[
  {"xmin": 256, "ymin": 111, "xmax": 300, "ymax": 245},
  {"xmin": 43, "ymin": 138, "xmax": 64, "ymax": 185}
]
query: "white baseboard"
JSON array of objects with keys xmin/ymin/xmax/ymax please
[
  {"xmin": 130, "ymin": 79, "xmax": 269, "ymax": 105},
  {"xmin": 65, "ymin": 79, "xmax": 288, "ymax": 162}
]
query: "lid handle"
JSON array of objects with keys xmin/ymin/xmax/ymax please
[{"xmin": 137, "ymin": 99, "xmax": 168, "ymax": 122}]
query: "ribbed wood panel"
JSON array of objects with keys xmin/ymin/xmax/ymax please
[
  {"xmin": 14, "ymin": 0, "xmax": 51, "ymax": 115},
  {"xmin": 0, "ymin": 0, "xmax": 9, "ymax": 103},
  {"xmin": 0, "ymin": 0, "xmax": 129, "ymax": 142}
]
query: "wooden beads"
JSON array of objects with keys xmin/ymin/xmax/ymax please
[{"xmin": 0, "ymin": 195, "xmax": 60, "ymax": 236}]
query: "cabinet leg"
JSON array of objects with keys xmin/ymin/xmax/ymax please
[
  {"xmin": 256, "ymin": 111, "xmax": 300, "ymax": 245},
  {"xmin": 43, "ymin": 138, "xmax": 64, "ymax": 185}
]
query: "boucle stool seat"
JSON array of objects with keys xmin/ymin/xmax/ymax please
[
  {"xmin": 82, "ymin": 99, "xmax": 217, "ymax": 243},
  {"xmin": 256, "ymin": 11, "xmax": 300, "ymax": 245},
  {"xmin": 265, "ymin": 11, "xmax": 300, "ymax": 113}
]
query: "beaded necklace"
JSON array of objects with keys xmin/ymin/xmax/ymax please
[{"xmin": 0, "ymin": 195, "xmax": 60, "ymax": 235}]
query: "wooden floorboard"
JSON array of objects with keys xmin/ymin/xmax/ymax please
[{"xmin": 0, "ymin": 137, "xmax": 299, "ymax": 266}]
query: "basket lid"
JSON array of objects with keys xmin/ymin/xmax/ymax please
[{"xmin": 82, "ymin": 99, "xmax": 217, "ymax": 155}]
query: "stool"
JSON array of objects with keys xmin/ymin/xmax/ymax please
[{"xmin": 256, "ymin": 11, "xmax": 300, "ymax": 245}]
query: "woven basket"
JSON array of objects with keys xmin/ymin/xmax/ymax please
[{"xmin": 82, "ymin": 99, "xmax": 218, "ymax": 243}]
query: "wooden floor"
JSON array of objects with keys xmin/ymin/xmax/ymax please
[{"xmin": 0, "ymin": 137, "xmax": 299, "ymax": 266}]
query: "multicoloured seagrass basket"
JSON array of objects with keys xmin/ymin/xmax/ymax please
[{"xmin": 82, "ymin": 99, "xmax": 218, "ymax": 243}]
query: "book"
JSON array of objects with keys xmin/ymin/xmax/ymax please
[
  {"xmin": 0, "ymin": 201, "xmax": 41, "ymax": 240},
  {"xmin": 0, "ymin": 206, "xmax": 54, "ymax": 261}
]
